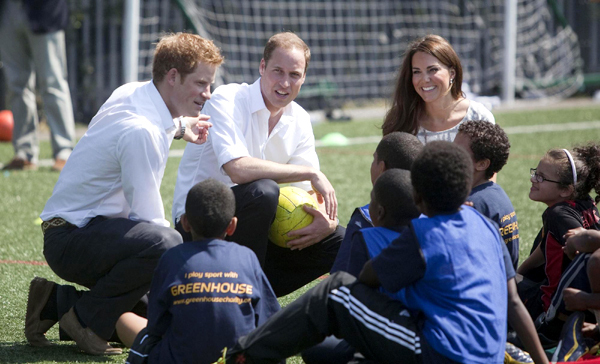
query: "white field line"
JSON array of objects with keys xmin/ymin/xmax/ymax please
[
  {"xmin": 29, "ymin": 120, "xmax": 600, "ymax": 167},
  {"xmin": 311, "ymin": 120, "xmax": 600, "ymax": 148}
]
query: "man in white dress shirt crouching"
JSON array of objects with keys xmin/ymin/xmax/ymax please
[
  {"xmin": 26, "ymin": 33, "xmax": 223, "ymax": 355},
  {"xmin": 172, "ymin": 32, "xmax": 343, "ymax": 297}
]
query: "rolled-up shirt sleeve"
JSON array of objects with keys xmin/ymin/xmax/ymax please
[
  {"xmin": 202, "ymin": 92, "xmax": 252, "ymax": 173},
  {"xmin": 371, "ymin": 226, "xmax": 426, "ymax": 293},
  {"xmin": 288, "ymin": 128, "xmax": 319, "ymax": 191}
]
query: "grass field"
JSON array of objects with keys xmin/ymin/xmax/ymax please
[{"xmin": 1, "ymin": 104, "xmax": 600, "ymax": 363}]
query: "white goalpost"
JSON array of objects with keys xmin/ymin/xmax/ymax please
[{"xmin": 130, "ymin": 0, "xmax": 583, "ymax": 108}]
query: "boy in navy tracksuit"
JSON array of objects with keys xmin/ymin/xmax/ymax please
[
  {"xmin": 330, "ymin": 131, "xmax": 423, "ymax": 274},
  {"xmin": 224, "ymin": 142, "xmax": 508, "ymax": 364},
  {"xmin": 117, "ymin": 179, "xmax": 280, "ymax": 364},
  {"xmin": 302, "ymin": 169, "xmax": 420, "ymax": 364}
]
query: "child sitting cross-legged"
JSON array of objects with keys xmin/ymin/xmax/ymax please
[{"xmin": 116, "ymin": 179, "xmax": 280, "ymax": 364}]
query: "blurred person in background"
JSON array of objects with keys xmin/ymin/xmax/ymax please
[{"xmin": 0, "ymin": 0, "xmax": 76, "ymax": 171}]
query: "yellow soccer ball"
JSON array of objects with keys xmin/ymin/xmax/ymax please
[{"xmin": 269, "ymin": 186, "xmax": 319, "ymax": 248}]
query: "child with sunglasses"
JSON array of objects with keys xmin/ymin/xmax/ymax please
[{"xmin": 517, "ymin": 143, "xmax": 600, "ymax": 344}]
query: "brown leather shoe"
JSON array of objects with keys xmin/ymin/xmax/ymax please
[
  {"xmin": 25, "ymin": 277, "xmax": 57, "ymax": 347},
  {"xmin": 59, "ymin": 307, "xmax": 122, "ymax": 355},
  {"xmin": 51, "ymin": 158, "xmax": 67, "ymax": 172},
  {"xmin": 2, "ymin": 157, "xmax": 37, "ymax": 171}
]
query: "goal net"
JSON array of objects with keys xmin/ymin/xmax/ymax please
[{"xmin": 142, "ymin": 0, "xmax": 583, "ymax": 108}]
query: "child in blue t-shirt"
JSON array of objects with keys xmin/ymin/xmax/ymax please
[
  {"xmin": 223, "ymin": 142, "xmax": 509, "ymax": 364},
  {"xmin": 330, "ymin": 131, "xmax": 423, "ymax": 274},
  {"xmin": 454, "ymin": 121, "xmax": 548, "ymax": 364},
  {"xmin": 116, "ymin": 179, "xmax": 280, "ymax": 364},
  {"xmin": 454, "ymin": 120, "xmax": 520, "ymax": 269}
]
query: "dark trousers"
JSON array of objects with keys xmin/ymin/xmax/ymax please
[
  {"xmin": 43, "ymin": 216, "xmax": 182, "ymax": 340},
  {"xmin": 176, "ymin": 179, "xmax": 343, "ymax": 297},
  {"xmin": 228, "ymin": 272, "xmax": 422, "ymax": 364}
]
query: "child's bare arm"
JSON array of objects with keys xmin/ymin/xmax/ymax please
[
  {"xmin": 563, "ymin": 287, "xmax": 600, "ymax": 311},
  {"xmin": 506, "ymin": 278, "xmax": 549, "ymax": 364},
  {"xmin": 517, "ymin": 245, "xmax": 545, "ymax": 275},
  {"xmin": 564, "ymin": 229, "xmax": 600, "ymax": 259}
]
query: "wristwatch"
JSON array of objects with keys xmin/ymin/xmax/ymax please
[{"xmin": 174, "ymin": 116, "xmax": 185, "ymax": 140}]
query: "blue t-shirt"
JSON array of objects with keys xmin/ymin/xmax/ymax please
[
  {"xmin": 346, "ymin": 226, "xmax": 403, "ymax": 278},
  {"xmin": 138, "ymin": 239, "xmax": 280, "ymax": 364},
  {"xmin": 372, "ymin": 207, "xmax": 507, "ymax": 364},
  {"xmin": 468, "ymin": 181, "xmax": 519, "ymax": 269},
  {"xmin": 330, "ymin": 204, "xmax": 372, "ymax": 274}
]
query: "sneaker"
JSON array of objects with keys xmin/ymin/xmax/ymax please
[
  {"xmin": 25, "ymin": 277, "xmax": 57, "ymax": 346},
  {"xmin": 59, "ymin": 307, "xmax": 122, "ymax": 355},
  {"xmin": 551, "ymin": 311, "xmax": 588, "ymax": 362},
  {"xmin": 504, "ymin": 342, "xmax": 533, "ymax": 363},
  {"xmin": 2, "ymin": 157, "xmax": 37, "ymax": 171}
]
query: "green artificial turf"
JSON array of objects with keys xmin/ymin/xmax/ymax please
[{"xmin": 0, "ymin": 104, "xmax": 599, "ymax": 363}]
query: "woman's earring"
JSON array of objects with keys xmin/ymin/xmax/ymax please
[{"xmin": 450, "ymin": 78, "xmax": 454, "ymax": 85}]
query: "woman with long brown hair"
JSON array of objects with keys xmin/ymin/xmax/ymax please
[{"xmin": 382, "ymin": 34, "xmax": 494, "ymax": 143}]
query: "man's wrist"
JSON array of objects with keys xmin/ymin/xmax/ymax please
[{"xmin": 174, "ymin": 116, "xmax": 185, "ymax": 140}]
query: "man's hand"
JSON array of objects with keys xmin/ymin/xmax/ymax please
[
  {"xmin": 286, "ymin": 205, "xmax": 337, "ymax": 250},
  {"xmin": 181, "ymin": 115, "xmax": 212, "ymax": 145},
  {"xmin": 310, "ymin": 171, "xmax": 337, "ymax": 220}
]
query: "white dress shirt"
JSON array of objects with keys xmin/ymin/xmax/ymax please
[
  {"xmin": 172, "ymin": 78, "xmax": 319, "ymax": 222},
  {"xmin": 41, "ymin": 81, "xmax": 177, "ymax": 227}
]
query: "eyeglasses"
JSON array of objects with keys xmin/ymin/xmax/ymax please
[{"xmin": 530, "ymin": 168, "xmax": 561, "ymax": 184}]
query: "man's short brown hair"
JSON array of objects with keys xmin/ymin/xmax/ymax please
[
  {"xmin": 152, "ymin": 32, "xmax": 224, "ymax": 83},
  {"xmin": 263, "ymin": 32, "xmax": 311, "ymax": 74}
]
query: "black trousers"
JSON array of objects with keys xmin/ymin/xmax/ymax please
[
  {"xmin": 43, "ymin": 216, "xmax": 182, "ymax": 340},
  {"xmin": 175, "ymin": 179, "xmax": 343, "ymax": 297},
  {"xmin": 228, "ymin": 272, "xmax": 422, "ymax": 364}
]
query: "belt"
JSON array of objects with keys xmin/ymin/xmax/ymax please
[{"xmin": 41, "ymin": 217, "xmax": 73, "ymax": 235}]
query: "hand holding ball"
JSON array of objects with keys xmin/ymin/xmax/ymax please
[{"xmin": 269, "ymin": 186, "xmax": 319, "ymax": 248}]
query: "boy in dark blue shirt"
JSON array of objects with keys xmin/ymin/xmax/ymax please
[
  {"xmin": 222, "ymin": 142, "xmax": 508, "ymax": 364},
  {"xmin": 454, "ymin": 120, "xmax": 520, "ymax": 269},
  {"xmin": 117, "ymin": 179, "xmax": 280, "ymax": 364},
  {"xmin": 330, "ymin": 131, "xmax": 423, "ymax": 274},
  {"xmin": 345, "ymin": 169, "xmax": 420, "ymax": 277}
]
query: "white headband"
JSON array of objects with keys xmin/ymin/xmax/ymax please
[{"xmin": 562, "ymin": 149, "xmax": 577, "ymax": 185}]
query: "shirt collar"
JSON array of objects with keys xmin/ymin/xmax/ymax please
[
  {"xmin": 249, "ymin": 78, "xmax": 267, "ymax": 114},
  {"xmin": 148, "ymin": 80, "xmax": 177, "ymax": 131},
  {"xmin": 249, "ymin": 78, "xmax": 294, "ymax": 120}
]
